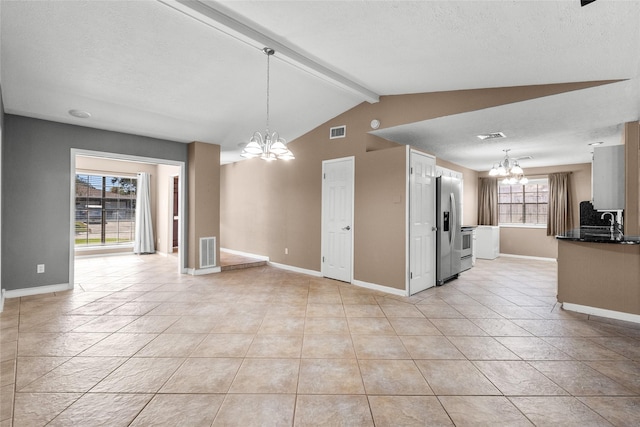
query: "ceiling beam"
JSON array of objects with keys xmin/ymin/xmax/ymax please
[{"xmin": 158, "ymin": 0, "xmax": 380, "ymax": 103}]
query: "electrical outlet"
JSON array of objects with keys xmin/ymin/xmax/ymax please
[
  {"xmin": 285, "ymin": 248, "xmax": 288, "ymax": 255},
  {"xmin": 37, "ymin": 264, "xmax": 45, "ymax": 274}
]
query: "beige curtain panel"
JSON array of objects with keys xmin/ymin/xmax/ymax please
[
  {"xmin": 478, "ymin": 177, "xmax": 498, "ymax": 225},
  {"xmin": 547, "ymin": 172, "xmax": 574, "ymax": 236}
]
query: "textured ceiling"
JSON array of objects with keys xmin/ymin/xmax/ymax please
[{"xmin": 1, "ymin": 0, "xmax": 639, "ymax": 168}]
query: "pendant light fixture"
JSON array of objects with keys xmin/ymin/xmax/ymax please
[
  {"xmin": 488, "ymin": 149, "xmax": 528, "ymax": 185},
  {"xmin": 241, "ymin": 48, "xmax": 294, "ymax": 161}
]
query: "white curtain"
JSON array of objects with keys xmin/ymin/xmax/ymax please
[{"xmin": 134, "ymin": 172, "xmax": 155, "ymax": 254}]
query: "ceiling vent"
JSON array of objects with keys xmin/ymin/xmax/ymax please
[
  {"xmin": 477, "ymin": 132, "xmax": 506, "ymax": 140},
  {"xmin": 330, "ymin": 125, "xmax": 346, "ymax": 139}
]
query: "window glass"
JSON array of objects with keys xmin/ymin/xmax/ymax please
[
  {"xmin": 498, "ymin": 178, "xmax": 548, "ymax": 226},
  {"xmin": 75, "ymin": 174, "xmax": 137, "ymax": 246}
]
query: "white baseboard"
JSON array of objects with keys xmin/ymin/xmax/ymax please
[
  {"xmin": 499, "ymin": 253, "xmax": 557, "ymax": 262},
  {"xmin": 562, "ymin": 302, "xmax": 640, "ymax": 325},
  {"xmin": 268, "ymin": 262, "xmax": 322, "ymax": 277},
  {"xmin": 186, "ymin": 266, "xmax": 221, "ymax": 276},
  {"xmin": 4, "ymin": 283, "xmax": 72, "ymax": 299},
  {"xmin": 220, "ymin": 247, "xmax": 270, "ymax": 261},
  {"xmin": 352, "ymin": 279, "xmax": 407, "ymax": 297}
]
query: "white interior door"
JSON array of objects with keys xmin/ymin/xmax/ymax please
[
  {"xmin": 410, "ymin": 151, "xmax": 436, "ymax": 295},
  {"xmin": 322, "ymin": 157, "xmax": 354, "ymax": 283}
]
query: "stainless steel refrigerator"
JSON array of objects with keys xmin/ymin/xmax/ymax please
[{"xmin": 436, "ymin": 176, "xmax": 463, "ymax": 285}]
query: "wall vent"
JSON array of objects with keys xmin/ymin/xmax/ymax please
[
  {"xmin": 477, "ymin": 132, "xmax": 506, "ymax": 140},
  {"xmin": 199, "ymin": 237, "xmax": 216, "ymax": 268},
  {"xmin": 330, "ymin": 125, "xmax": 346, "ymax": 139}
]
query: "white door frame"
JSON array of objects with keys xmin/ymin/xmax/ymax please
[
  {"xmin": 321, "ymin": 156, "xmax": 355, "ymax": 283},
  {"xmin": 70, "ymin": 149, "xmax": 187, "ymax": 289}
]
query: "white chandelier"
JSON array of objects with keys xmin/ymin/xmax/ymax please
[
  {"xmin": 489, "ymin": 149, "xmax": 528, "ymax": 184},
  {"xmin": 241, "ymin": 48, "xmax": 294, "ymax": 161}
]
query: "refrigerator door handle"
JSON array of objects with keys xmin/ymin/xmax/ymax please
[{"xmin": 450, "ymin": 192, "xmax": 456, "ymax": 245}]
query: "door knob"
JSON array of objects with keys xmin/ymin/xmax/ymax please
[{"xmin": 342, "ymin": 225, "xmax": 351, "ymax": 231}]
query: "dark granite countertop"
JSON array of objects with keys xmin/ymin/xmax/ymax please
[{"xmin": 556, "ymin": 228, "xmax": 640, "ymax": 245}]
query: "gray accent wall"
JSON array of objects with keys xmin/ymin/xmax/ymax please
[{"xmin": 2, "ymin": 114, "xmax": 188, "ymax": 291}]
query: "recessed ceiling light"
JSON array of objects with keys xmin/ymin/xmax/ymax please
[
  {"xmin": 477, "ymin": 132, "xmax": 505, "ymax": 140},
  {"xmin": 68, "ymin": 109, "xmax": 91, "ymax": 119},
  {"xmin": 588, "ymin": 141, "xmax": 604, "ymax": 146}
]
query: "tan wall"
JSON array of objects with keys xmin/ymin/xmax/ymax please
[
  {"xmin": 354, "ymin": 146, "xmax": 407, "ymax": 289},
  {"xmin": 625, "ymin": 122, "xmax": 640, "ymax": 235},
  {"xmin": 479, "ymin": 163, "xmax": 591, "ymax": 259},
  {"xmin": 75, "ymin": 156, "xmax": 157, "ymax": 255},
  {"xmin": 188, "ymin": 142, "xmax": 220, "ymax": 270},
  {"xmin": 221, "ymin": 82, "xmax": 612, "ymax": 287}
]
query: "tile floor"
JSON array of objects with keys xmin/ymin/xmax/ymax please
[{"xmin": 1, "ymin": 254, "xmax": 640, "ymax": 426}]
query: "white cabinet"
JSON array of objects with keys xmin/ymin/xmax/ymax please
[
  {"xmin": 592, "ymin": 145, "xmax": 625, "ymax": 210},
  {"xmin": 476, "ymin": 226, "xmax": 500, "ymax": 260}
]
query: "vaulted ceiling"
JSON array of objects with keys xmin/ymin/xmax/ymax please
[{"xmin": 2, "ymin": 1, "xmax": 639, "ymax": 169}]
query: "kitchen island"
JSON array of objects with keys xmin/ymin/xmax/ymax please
[{"xmin": 556, "ymin": 229, "xmax": 640, "ymax": 323}]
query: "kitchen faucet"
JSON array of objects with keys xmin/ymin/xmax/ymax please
[{"xmin": 600, "ymin": 212, "xmax": 619, "ymax": 233}]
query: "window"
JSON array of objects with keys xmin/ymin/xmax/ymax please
[
  {"xmin": 498, "ymin": 178, "xmax": 548, "ymax": 226},
  {"xmin": 75, "ymin": 174, "xmax": 137, "ymax": 246}
]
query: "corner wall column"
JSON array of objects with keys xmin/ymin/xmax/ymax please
[
  {"xmin": 187, "ymin": 141, "xmax": 221, "ymax": 272},
  {"xmin": 624, "ymin": 122, "xmax": 640, "ymax": 235}
]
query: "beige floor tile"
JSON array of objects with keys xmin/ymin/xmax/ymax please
[
  {"xmin": 92, "ymin": 357, "xmax": 183, "ymax": 392},
  {"xmin": 343, "ymin": 304, "xmax": 385, "ymax": 318},
  {"xmin": 294, "ymin": 394, "xmax": 373, "ymax": 426},
  {"xmin": 18, "ymin": 315, "xmax": 98, "ymax": 333},
  {"xmin": 213, "ymin": 394, "xmax": 295, "ymax": 427},
  {"xmin": 495, "ymin": 336, "xmax": 572, "ymax": 360},
  {"xmin": 400, "ymin": 335, "xmax": 466, "ymax": 359},
  {"xmin": 471, "ymin": 318, "xmax": 533, "ymax": 336},
  {"xmin": 415, "ymin": 360, "xmax": 501, "ymax": 395},
  {"xmin": 590, "ymin": 336, "xmax": 640, "ymax": 360},
  {"xmin": 430, "ymin": 318, "xmax": 489, "ymax": 336},
  {"xmin": 17, "ymin": 332, "xmax": 109, "ymax": 357},
  {"xmin": 301, "ymin": 334, "xmax": 355, "ymax": 358},
  {"xmin": 70, "ymin": 315, "xmax": 139, "ymax": 333},
  {"xmin": 543, "ymin": 337, "xmax": 628, "ymax": 361},
  {"xmin": 209, "ymin": 314, "xmax": 264, "ymax": 333},
  {"xmin": 106, "ymin": 302, "xmax": 160, "ymax": 316},
  {"xmin": 246, "ymin": 334, "xmax": 303, "ymax": 358},
  {"xmin": 19, "ymin": 357, "xmax": 126, "ymax": 393},
  {"xmin": 117, "ymin": 315, "xmax": 180, "ymax": 333},
  {"xmin": 135, "ymin": 333, "xmax": 206, "ymax": 357},
  {"xmin": 79, "ymin": 332, "xmax": 157, "ymax": 357},
  {"xmin": 579, "ymin": 397, "xmax": 640, "ymax": 426},
  {"xmin": 303, "ymin": 317, "xmax": 349, "ymax": 334},
  {"xmin": 585, "ymin": 360, "xmax": 640, "ymax": 394},
  {"xmin": 229, "ymin": 358, "xmax": 299, "ymax": 393},
  {"xmin": 258, "ymin": 316, "xmax": 305, "ymax": 334},
  {"xmin": 352, "ymin": 335, "xmax": 411, "ymax": 359},
  {"xmin": 347, "ymin": 317, "xmax": 396, "ymax": 335},
  {"xmin": 130, "ymin": 393, "xmax": 224, "ymax": 427},
  {"xmin": 379, "ymin": 304, "xmax": 425, "ymax": 318},
  {"xmin": 474, "ymin": 360, "xmax": 568, "ymax": 396},
  {"xmin": 0, "ymin": 359, "xmax": 15, "ymax": 388},
  {"xmin": 15, "ymin": 357, "xmax": 69, "ymax": 390},
  {"xmin": 510, "ymin": 396, "xmax": 610, "ymax": 426},
  {"xmin": 0, "ymin": 341, "xmax": 17, "ymax": 363},
  {"xmin": 388, "ymin": 317, "xmax": 442, "ymax": 336},
  {"xmin": 297, "ymin": 358, "xmax": 364, "ymax": 394},
  {"xmin": 530, "ymin": 361, "xmax": 635, "ymax": 396},
  {"xmin": 12, "ymin": 392, "xmax": 82, "ymax": 427},
  {"xmin": 368, "ymin": 395, "xmax": 453, "ymax": 427},
  {"xmin": 0, "ymin": 384, "xmax": 14, "ymax": 422},
  {"xmin": 265, "ymin": 303, "xmax": 307, "ymax": 318},
  {"xmin": 416, "ymin": 303, "xmax": 464, "ymax": 319},
  {"xmin": 306, "ymin": 303, "xmax": 345, "ymax": 318},
  {"xmin": 47, "ymin": 393, "xmax": 152, "ymax": 427},
  {"xmin": 359, "ymin": 359, "xmax": 432, "ymax": 395},
  {"xmin": 160, "ymin": 357, "xmax": 241, "ymax": 393},
  {"xmin": 190, "ymin": 333, "xmax": 254, "ymax": 357},
  {"xmin": 448, "ymin": 336, "xmax": 520, "ymax": 360},
  {"xmin": 438, "ymin": 396, "xmax": 533, "ymax": 426}
]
